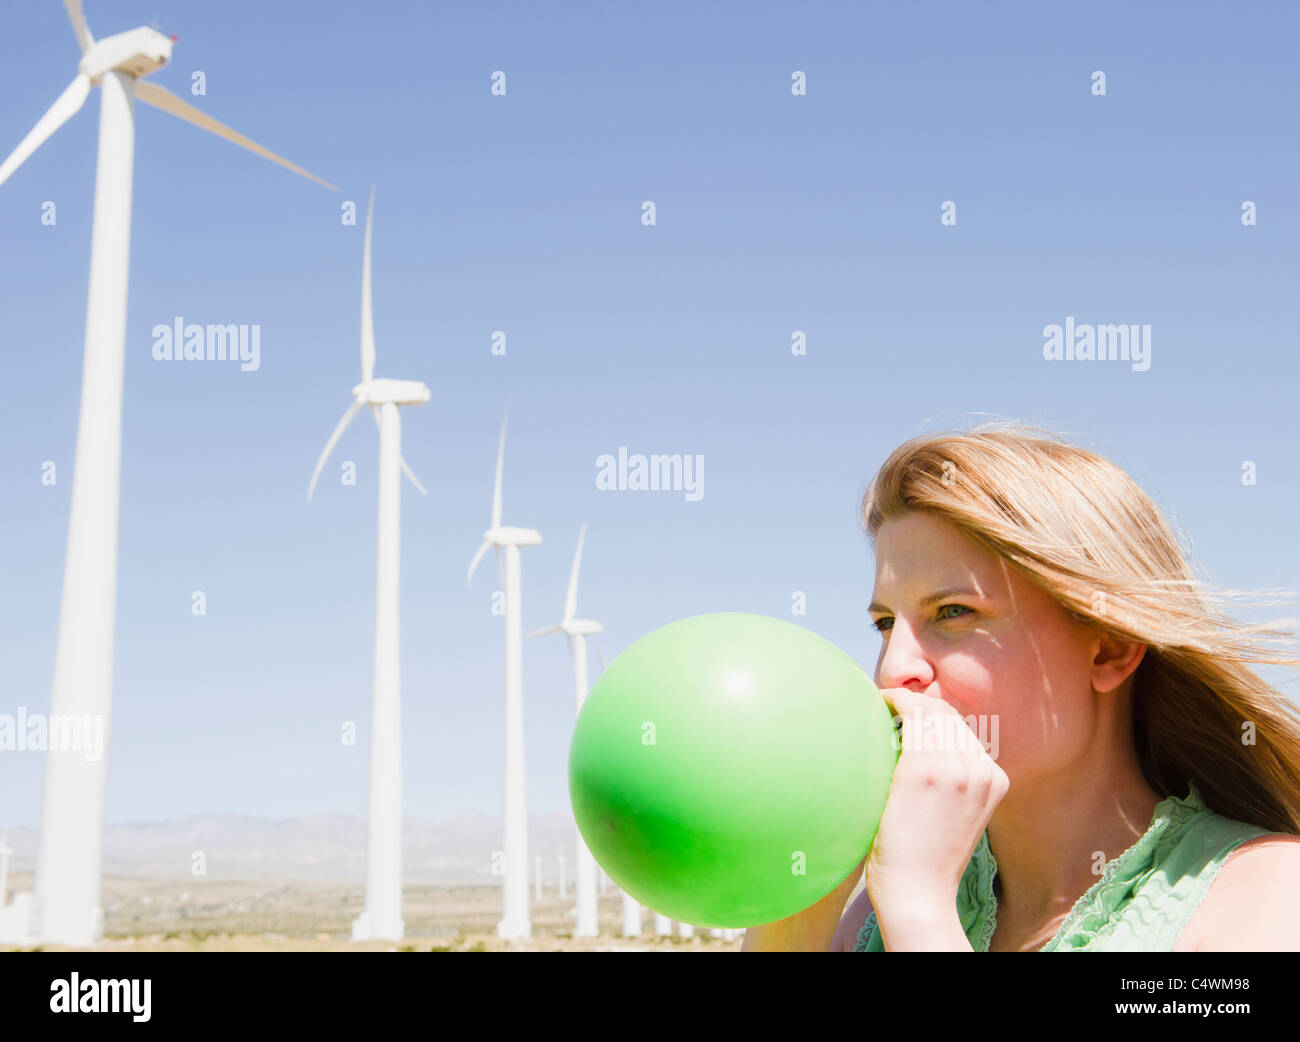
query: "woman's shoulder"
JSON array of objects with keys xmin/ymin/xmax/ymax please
[{"xmin": 1179, "ymin": 833, "xmax": 1300, "ymax": 951}]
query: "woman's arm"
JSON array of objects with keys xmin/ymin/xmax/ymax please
[
  {"xmin": 742, "ymin": 854, "xmax": 870, "ymax": 951},
  {"xmin": 741, "ymin": 887, "xmax": 850, "ymax": 951},
  {"xmin": 869, "ymin": 885, "xmax": 973, "ymax": 951},
  {"xmin": 829, "ymin": 887, "xmax": 873, "ymax": 951},
  {"xmin": 1182, "ymin": 836, "xmax": 1300, "ymax": 951}
]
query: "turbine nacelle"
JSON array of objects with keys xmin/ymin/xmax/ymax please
[
  {"xmin": 524, "ymin": 524, "xmax": 607, "ymax": 667},
  {"xmin": 465, "ymin": 411, "xmax": 541, "ymax": 585},
  {"xmin": 485, "ymin": 526, "xmax": 543, "ymax": 548},
  {"xmin": 353, "ymin": 378, "xmax": 431, "ymax": 407},
  {"xmin": 0, "ymin": 3, "xmax": 336, "ymax": 195},
  {"xmin": 77, "ymin": 27, "xmax": 172, "ymax": 84}
]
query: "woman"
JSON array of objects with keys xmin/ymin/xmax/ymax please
[{"xmin": 744, "ymin": 423, "xmax": 1300, "ymax": 951}]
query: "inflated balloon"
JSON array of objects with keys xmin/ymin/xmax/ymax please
[{"xmin": 568, "ymin": 612, "xmax": 898, "ymax": 928}]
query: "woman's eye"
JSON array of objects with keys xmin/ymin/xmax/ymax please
[{"xmin": 871, "ymin": 604, "xmax": 971, "ymax": 634}]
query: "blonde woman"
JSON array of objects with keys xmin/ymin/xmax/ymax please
[{"xmin": 744, "ymin": 424, "xmax": 1300, "ymax": 952}]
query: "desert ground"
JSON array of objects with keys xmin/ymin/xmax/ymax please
[{"xmin": 0, "ymin": 870, "xmax": 744, "ymax": 952}]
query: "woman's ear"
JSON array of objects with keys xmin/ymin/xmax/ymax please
[{"xmin": 1091, "ymin": 636, "xmax": 1147, "ymax": 695}]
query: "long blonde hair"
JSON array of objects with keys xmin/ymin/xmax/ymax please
[{"xmin": 860, "ymin": 421, "xmax": 1300, "ymax": 835}]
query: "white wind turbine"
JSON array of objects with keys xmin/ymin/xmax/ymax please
[
  {"xmin": 527, "ymin": 524, "xmax": 608, "ymax": 937},
  {"xmin": 307, "ymin": 188, "xmax": 428, "ymax": 944},
  {"xmin": 2, "ymin": 0, "xmax": 333, "ymax": 947},
  {"xmin": 527, "ymin": 527, "xmax": 643, "ymax": 937},
  {"xmin": 467, "ymin": 412, "xmax": 542, "ymax": 940},
  {"xmin": 0, "ymin": 832, "xmax": 11, "ymax": 910}
]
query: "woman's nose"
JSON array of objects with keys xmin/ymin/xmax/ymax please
[{"xmin": 876, "ymin": 618, "xmax": 933, "ymax": 690}]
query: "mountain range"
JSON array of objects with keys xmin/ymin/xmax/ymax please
[{"xmin": 1, "ymin": 810, "xmax": 588, "ymax": 886}]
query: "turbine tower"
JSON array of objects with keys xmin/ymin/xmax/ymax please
[
  {"xmin": 622, "ymin": 893, "xmax": 643, "ymax": 937},
  {"xmin": 467, "ymin": 412, "xmax": 541, "ymax": 940},
  {"xmin": 0, "ymin": 0, "xmax": 333, "ymax": 947},
  {"xmin": 527, "ymin": 525, "xmax": 606, "ymax": 937},
  {"xmin": 307, "ymin": 188, "xmax": 427, "ymax": 943},
  {"xmin": 0, "ymin": 832, "xmax": 11, "ymax": 909}
]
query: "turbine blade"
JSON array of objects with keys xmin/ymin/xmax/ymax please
[
  {"xmin": 563, "ymin": 524, "xmax": 586, "ymax": 622},
  {"xmin": 467, "ymin": 540, "xmax": 491, "ymax": 586},
  {"xmin": 361, "ymin": 186, "xmax": 376, "ymax": 383},
  {"xmin": 133, "ymin": 82, "xmax": 337, "ymax": 190},
  {"xmin": 526, "ymin": 624, "xmax": 562, "ymax": 640},
  {"xmin": 565, "ymin": 632, "xmax": 573, "ymax": 664},
  {"xmin": 400, "ymin": 455, "xmax": 427, "ymax": 495},
  {"xmin": 63, "ymin": 0, "xmax": 93, "ymax": 53},
  {"xmin": 594, "ymin": 634, "xmax": 608, "ymax": 670},
  {"xmin": 306, "ymin": 399, "xmax": 361, "ymax": 501},
  {"xmin": 491, "ymin": 410, "xmax": 508, "ymax": 528},
  {"xmin": 0, "ymin": 75, "xmax": 90, "ymax": 190}
]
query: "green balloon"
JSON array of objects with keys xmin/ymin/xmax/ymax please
[{"xmin": 568, "ymin": 612, "xmax": 899, "ymax": 929}]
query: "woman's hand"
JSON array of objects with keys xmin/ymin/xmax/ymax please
[
  {"xmin": 746, "ymin": 687, "xmax": 1006, "ymax": 951},
  {"xmin": 865, "ymin": 687, "xmax": 1009, "ymax": 924}
]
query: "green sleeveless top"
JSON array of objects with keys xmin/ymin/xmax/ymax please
[{"xmin": 852, "ymin": 782, "xmax": 1273, "ymax": 951}]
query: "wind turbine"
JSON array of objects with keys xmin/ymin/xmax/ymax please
[
  {"xmin": 467, "ymin": 412, "xmax": 541, "ymax": 940},
  {"xmin": 622, "ymin": 896, "xmax": 643, "ymax": 937},
  {"xmin": 527, "ymin": 524, "xmax": 607, "ymax": 937},
  {"xmin": 307, "ymin": 188, "xmax": 427, "ymax": 943},
  {"xmin": 2, "ymin": 0, "xmax": 334, "ymax": 947},
  {"xmin": 0, "ymin": 832, "xmax": 11, "ymax": 909}
]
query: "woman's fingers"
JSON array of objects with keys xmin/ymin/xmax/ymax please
[
  {"xmin": 881, "ymin": 687, "xmax": 989, "ymax": 756},
  {"xmin": 879, "ymin": 686, "xmax": 1009, "ymax": 803}
]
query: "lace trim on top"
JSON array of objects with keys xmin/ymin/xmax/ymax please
[{"xmin": 1036, "ymin": 782, "xmax": 1208, "ymax": 951}]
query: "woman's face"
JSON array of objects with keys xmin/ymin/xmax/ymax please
[{"xmin": 867, "ymin": 510, "xmax": 1108, "ymax": 783}]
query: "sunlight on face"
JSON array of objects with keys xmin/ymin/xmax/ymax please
[{"xmin": 868, "ymin": 510, "xmax": 1100, "ymax": 780}]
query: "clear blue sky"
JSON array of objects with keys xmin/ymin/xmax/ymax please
[{"xmin": 2, "ymin": 0, "xmax": 1298, "ymax": 828}]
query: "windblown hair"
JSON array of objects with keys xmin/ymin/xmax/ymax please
[{"xmin": 860, "ymin": 420, "xmax": 1300, "ymax": 835}]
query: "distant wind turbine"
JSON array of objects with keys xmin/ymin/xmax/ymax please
[
  {"xmin": 622, "ymin": 894, "xmax": 643, "ymax": 937},
  {"xmin": 307, "ymin": 188, "xmax": 428, "ymax": 943},
  {"xmin": 0, "ymin": 832, "xmax": 11, "ymax": 910},
  {"xmin": 527, "ymin": 524, "xmax": 607, "ymax": 937},
  {"xmin": 467, "ymin": 412, "xmax": 541, "ymax": 940},
  {"xmin": 2, "ymin": 0, "xmax": 334, "ymax": 947}
]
